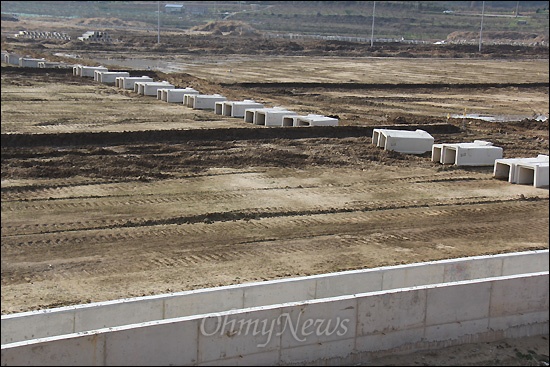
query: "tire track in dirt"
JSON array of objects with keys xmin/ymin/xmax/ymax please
[
  {"xmin": 1, "ymin": 188, "xmax": 536, "ymax": 236},
  {"xmin": 2, "ymin": 199, "xmax": 544, "ymax": 249},
  {"xmin": 1, "ymin": 170, "xmax": 490, "ymax": 213},
  {"xmin": 3, "ymin": 213, "xmax": 547, "ymax": 284}
]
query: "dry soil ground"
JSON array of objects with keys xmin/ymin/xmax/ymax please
[{"xmin": 1, "ymin": 16, "xmax": 549, "ymax": 366}]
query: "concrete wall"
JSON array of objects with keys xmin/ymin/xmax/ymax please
[
  {"xmin": 2, "ymin": 250, "xmax": 547, "ymax": 345},
  {"xmin": 2, "ymin": 271, "xmax": 547, "ymax": 366}
]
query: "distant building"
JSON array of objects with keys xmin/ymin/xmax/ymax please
[
  {"xmin": 165, "ymin": 4, "xmax": 184, "ymax": 13},
  {"xmin": 187, "ymin": 4, "xmax": 207, "ymax": 15}
]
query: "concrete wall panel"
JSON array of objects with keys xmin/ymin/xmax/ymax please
[
  {"xmin": 489, "ymin": 273, "xmax": 549, "ymax": 318},
  {"xmin": 104, "ymin": 319, "xmax": 199, "ymax": 366},
  {"xmin": 358, "ymin": 288, "xmax": 426, "ymax": 336},
  {"xmin": 197, "ymin": 308, "xmax": 282, "ymax": 364},
  {"xmin": 279, "ymin": 297, "xmax": 357, "ymax": 348},
  {"xmin": 1, "ymin": 333, "xmax": 105, "ymax": 366},
  {"xmin": 425, "ymin": 281, "xmax": 491, "ymax": 325}
]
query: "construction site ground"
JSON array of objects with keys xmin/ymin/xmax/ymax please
[{"xmin": 1, "ymin": 16, "xmax": 549, "ymax": 366}]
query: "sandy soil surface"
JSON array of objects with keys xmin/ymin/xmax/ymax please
[{"xmin": 1, "ymin": 16, "xmax": 549, "ymax": 366}]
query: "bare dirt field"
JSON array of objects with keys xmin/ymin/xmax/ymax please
[{"xmin": 1, "ymin": 15, "xmax": 549, "ymax": 366}]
